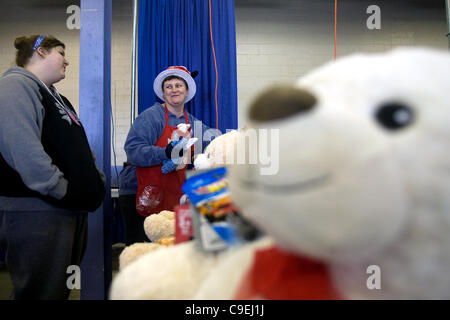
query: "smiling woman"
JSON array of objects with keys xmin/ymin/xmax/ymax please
[
  {"xmin": 118, "ymin": 66, "xmax": 219, "ymax": 245},
  {"xmin": 162, "ymin": 77, "xmax": 189, "ymax": 114},
  {"xmin": 0, "ymin": 34, "xmax": 106, "ymax": 299}
]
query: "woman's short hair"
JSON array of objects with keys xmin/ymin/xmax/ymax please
[{"xmin": 162, "ymin": 75, "xmax": 188, "ymax": 91}]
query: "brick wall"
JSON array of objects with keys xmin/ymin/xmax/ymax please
[
  {"xmin": 111, "ymin": 0, "xmax": 133, "ymax": 167},
  {"xmin": 235, "ymin": 0, "xmax": 448, "ymax": 125}
]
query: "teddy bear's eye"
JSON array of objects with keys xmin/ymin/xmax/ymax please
[{"xmin": 375, "ymin": 102, "xmax": 414, "ymax": 130}]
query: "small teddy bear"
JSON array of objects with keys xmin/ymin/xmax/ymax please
[
  {"xmin": 143, "ymin": 210, "xmax": 175, "ymax": 245},
  {"xmin": 118, "ymin": 210, "xmax": 175, "ymax": 270}
]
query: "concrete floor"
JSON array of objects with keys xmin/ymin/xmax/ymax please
[{"xmin": 0, "ymin": 243, "xmax": 124, "ymax": 300}]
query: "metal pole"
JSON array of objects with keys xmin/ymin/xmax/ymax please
[
  {"xmin": 131, "ymin": 0, "xmax": 139, "ymax": 125},
  {"xmin": 446, "ymin": 0, "xmax": 450, "ymax": 50}
]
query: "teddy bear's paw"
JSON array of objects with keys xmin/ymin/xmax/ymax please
[{"xmin": 157, "ymin": 236, "xmax": 175, "ymax": 246}]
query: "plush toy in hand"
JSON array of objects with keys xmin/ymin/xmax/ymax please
[
  {"xmin": 111, "ymin": 48, "xmax": 450, "ymax": 300},
  {"xmin": 163, "ymin": 123, "xmax": 198, "ymax": 174},
  {"xmin": 171, "ymin": 123, "xmax": 191, "ymax": 141},
  {"xmin": 163, "ymin": 123, "xmax": 190, "ymax": 173},
  {"xmin": 118, "ymin": 210, "xmax": 175, "ymax": 270}
]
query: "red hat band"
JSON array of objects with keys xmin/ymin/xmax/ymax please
[{"xmin": 166, "ymin": 66, "xmax": 190, "ymax": 75}]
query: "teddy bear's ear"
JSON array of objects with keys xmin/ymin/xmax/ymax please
[{"xmin": 248, "ymin": 85, "xmax": 317, "ymax": 123}]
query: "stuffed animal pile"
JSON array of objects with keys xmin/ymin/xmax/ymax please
[{"xmin": 110, "ymin": 47, "xmax": 450, "ymax": 299}]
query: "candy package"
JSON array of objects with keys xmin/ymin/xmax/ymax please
[{"xmin": 182, "ymin": 167, "xmax": 262, "ymax": 252}]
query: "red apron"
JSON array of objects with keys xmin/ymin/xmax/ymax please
[{"xmin": 135, "ymin": 106, "xmax": 190, "ymax": 216}]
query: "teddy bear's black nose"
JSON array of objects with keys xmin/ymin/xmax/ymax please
[{"xmin": 248, "ymin": 85, "xmax": 316, "ymax": 123}]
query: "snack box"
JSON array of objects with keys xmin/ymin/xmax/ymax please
[{"xmin": 182, "ymin": 167, "xmax": 263, "ymax": 253}]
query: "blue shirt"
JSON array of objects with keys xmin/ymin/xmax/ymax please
[{"xmin": 119, "ymin": 102, "xmax": 219, "ymax": 195}]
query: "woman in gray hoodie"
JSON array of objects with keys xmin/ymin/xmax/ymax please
[{"xmin": 0, "ymin": 35, "xmax": 105, "ymax": 299}]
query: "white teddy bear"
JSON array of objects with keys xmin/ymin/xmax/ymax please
[
  {"xmin": 227, "ymin": 47, "xmax": 450, "ymax": 299},
  {"xmin": 110, "ymin": 47, "xmax": 450, "ymax": 300},
  {"xmin": 194, "ymin": 129, "xmax": 241, "ymax": 170}
]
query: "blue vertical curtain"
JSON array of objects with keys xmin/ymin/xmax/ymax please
[{"xmin": 137, "ymin": 0, "xmax": 238, "ymax": 132}]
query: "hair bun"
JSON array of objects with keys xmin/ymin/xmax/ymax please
[{"xmin": 14, "ymin": 36, "xmax": 27, "ymax": 50}]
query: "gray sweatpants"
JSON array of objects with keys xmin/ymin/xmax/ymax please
[{"xmin": 0, "ymin": 210, "xmax": 87, "ymax": 300}]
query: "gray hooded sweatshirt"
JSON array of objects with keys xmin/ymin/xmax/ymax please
[{"xmin": 0, "ymin": 67, "xmax": 69, "ymax": 211}]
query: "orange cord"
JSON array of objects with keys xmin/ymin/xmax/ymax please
[
  {"xmin": 209, "ymin": 0, "xmax": 219, "ymax": 130},
  {"xmin": 334, "ymin": 0, "xmax": 338, "ymax": 60}
]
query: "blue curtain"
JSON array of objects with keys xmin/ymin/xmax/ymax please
[{"xmin": 138, "ymin": 0, "xmax": 238, "ymax": 132}]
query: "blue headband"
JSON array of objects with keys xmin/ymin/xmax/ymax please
[{"xmin": 33, "ymin": 35, "xmax": 46, "ymax": 51}]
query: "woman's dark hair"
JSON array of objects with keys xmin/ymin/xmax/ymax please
[
  {"xmin": 14, "ymin": 35, "xmax": 65, "ymax": 67},
  {"xmin": 162, "ymin": 75, "xmax": 188, "ymax": 91}
]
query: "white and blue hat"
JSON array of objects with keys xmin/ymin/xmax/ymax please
[{"xmin": 153, "ymin": 66, "xmax": 197, "ymax": 103}]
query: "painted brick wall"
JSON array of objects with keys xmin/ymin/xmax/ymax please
[
  {"xmin": 234, "ymin": 0, "xmax": 447, "ymax": 125},
  {"xmin": 111, "ymin": 0, "xmax": 133, "ymax": 168}
]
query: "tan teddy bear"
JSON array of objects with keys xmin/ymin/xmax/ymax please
[{"xmin": 118, "ymin": 210, "xmax": 175, "ymax": 270}]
